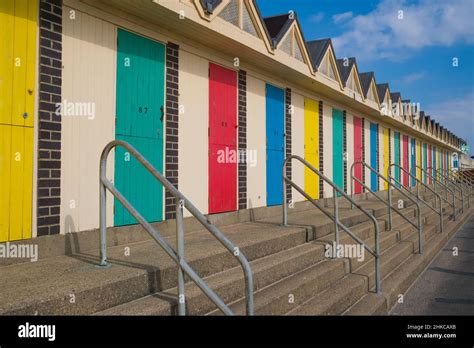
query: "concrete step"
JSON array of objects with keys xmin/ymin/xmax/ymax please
[
  {"xmin": 346, "ymin": 208, "xmax": 473, "ymax": 315},
  {"xmin": 0, "ymin": 221, "xmax": 310, "ymax": 315},
  {"xmin": 95, "ymin": 241, "xmax": 331, "ymax": 315},
  {"xmin": 343, "ymin": 293, "xmax": 387, "ymax": 315},
  {"xmin": 286, "ymin": 274, "xmax": 368, "ymax": 315},
  {"xmin": 209, "ymin": 259, "xmax": 347, "ymax": 315},
  {"xmin": 96, "ymin": 198, "xmax": 422, "ymax": 316}
]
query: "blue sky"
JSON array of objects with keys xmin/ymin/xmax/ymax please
[{"xmin": 257, "ymin": 0, "xmax": 474, "ymax": 155}]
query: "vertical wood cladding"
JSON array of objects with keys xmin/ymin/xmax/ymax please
[
  {"xmin": 238, "ymin": 70, "xmax": 247, "ymax": 210},
  {"xmin": 318, "ymin": 100, "xmax": 324, "ymax": 198},
  {"xmin": 343, "ymin": 110, "xmax": 347, "ymax": 193},
  {"xmin": 37, "ymin": 0, "xmax": 63, "ymax": 236},
  {"xmin": 285, "ymin": 88, "xmax": 292, "ymax": 201},
  {"xmin": 362, "ymin": 118, "xmax": 366, "ymax": 191},
  {"xmin": 165, "ymin": 42, "xmax": 179, "ymax": 220}
]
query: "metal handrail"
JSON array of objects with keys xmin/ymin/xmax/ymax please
[
  {"xmin": 99, "ymin": 140, "xmax": 254, "ymax": 315},
  {"xmin": 446, "ymin": 168, "xmax": 472, "ymax": 208},
  {"xmin": 388, "ymin": 164, "xmax": 443, "ymax": 233},
  {"xmin": 425, "ymin": 166, "xmax": 465, "ymax": 214},
  {"xmin": 417, "ymin": 166, "xmax": 457, "ymax": 220},
  {"xmin": 449, "ymin": 167, "xmax": 474, "ymax": 186},
  {"xmin": 350, "ymin": 161, "xmax": 423, "ymax": 254},
  {"xmin": 446, "ymin": 168, "xmax": 473, "ymax": 196},
  {"xmin": 282, "ymin": 155, "xmax": 382, "ymax": 294}
]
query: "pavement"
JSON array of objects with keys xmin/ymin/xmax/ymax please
[{"xmin": 391, "ymin": 215, "xmax": 474, "ymax": 315}]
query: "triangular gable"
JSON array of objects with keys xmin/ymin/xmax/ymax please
[
  {"xmin": 376, "ymin": 83, "xmax": 391, "ymax": 112},
  {"xmin": 421, "ymin": 114, "xmax": 427, "ymax": 131},
  {"xmin": 359, "ymin": 72, "xmax": 380, "ymax": 106},
  {"xmin": 391, "ymin": 93, "xmax": 402, "ymax": 118},
  {"xmin": 272, "ymin": 16, "xmax": 315, "ymax": 73},
  {"xmin": 418, "ymin": 111, "xmax": 425, "ymax": 130},
  {"xmin": 337, "ymin": 58, "xmax": 364, "ymax": 100},
  {"xmin": 195, "ymin": 0, "xmax": 273, "ymax": 51},
  {"xmin": 346, "ymin": 66, "xmax": 364, "ymax": 99},
  {"xmin": 318, "ymin": 49, "xmax": 342, "ymax": 86},
  {"xmin": 426, "ymin": 116, "xmax": 432, "ymax": 134}
]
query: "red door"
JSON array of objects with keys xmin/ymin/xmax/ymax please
[
  {"xmin": 208, "ymin": 63, "xmax": 237, "ymax": 214},
  {"xmin": 353, "ymin": 116, "xmax": 363, "ymax": 194},
  {"xmin": 402, "ymin": 135, "xmax": 409, "ymax": 186}
]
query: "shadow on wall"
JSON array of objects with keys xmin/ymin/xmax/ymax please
[{"xmin": 64, "ymin": 214, "xmax": 80, "ymax": 255}]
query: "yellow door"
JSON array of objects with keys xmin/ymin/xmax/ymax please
[
  {"xmin": 0, "ymin": 0, "xmax": 37, "ymax": 242},
  {"xmin": 383, "ymin": 127, "xmax": 389, "ymax": 189},
  {"xmin": 304, "ymin": 98, "xmax": 319, "ymax": 199},
  {"xmin": 416, "ymin": 140, "xmax": 422, "ymax": 181}
]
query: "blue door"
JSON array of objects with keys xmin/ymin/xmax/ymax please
[
  {"xmin": 332, "ymin": 109, "xmax": 344, "ymax": 193},
  {"xmin": 266, "ymin": 84, "xmax": 285, "ymax": 206},
  {"xmin": 370, "ymin": 122, "xmax": 378, "ymax": 191},
  {"xmin": 410, "ymin": 138, "xmax": 416, "ymax": 186}
]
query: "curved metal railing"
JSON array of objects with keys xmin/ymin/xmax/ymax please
[
  {"xmin": 99, "ymin": 140, "xmax": 254, "ymax": 315},
  {"xmin": 416, "ymin": 166, "xmax": 457, "ymax": 220},
  {"xmin": 350, "ymin": 161, "xmax": 423, "ymax": 254},
  {"xmin": 446, "ymin": 168, "xmax": 473, "ymax": 200},
  {"xmin": 282, "ymin": 155, "xmax": 382, "ymax": 294},
  {"xmin": 388, "ymin": 164, "xmax": 443, "ymax": 233},
  {"xmin": 425, "ymin": 166, "xmax": 465, "ymax": 214}
]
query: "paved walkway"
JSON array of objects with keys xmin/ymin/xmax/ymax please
[{"xmin": 391, "ymin": 215, "xmax": 474, "ymax": 315}]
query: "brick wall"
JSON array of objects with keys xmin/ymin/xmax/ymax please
[
  {"xmin": 318, "ymin": 101, "xmax": 324, "ymax": 199},
  {"xmin": 164, "ymin": 42, "xmax": 179, "ymax": 220},
  {"xmin": 285, "ymin": 88, "xmax": 292, "ymax": 202},
  {"xmin": 238, "ymin": 70, "xmax": 247, "ymax": 210},
  {"xmin": 37, "ymin": 0, "xmax": 63, "ymax": 236}
]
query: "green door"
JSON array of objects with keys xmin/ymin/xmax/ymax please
[
  {"xmin": 332, "ymin": 109, "xmax": 344, "ymax": 192},
  {"xmin": 114, "ymin": 29, "xmax": 165, "ymax": 226}
]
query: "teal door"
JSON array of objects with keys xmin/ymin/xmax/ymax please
[
  {"xmin": 332, "ymin": 109, "xmax": 344, "ymax": 192},
  {"xmin": 114, "ymin": 29, "xmax": 165, "ymax": 226},
  {"xmin": 394, "ymin": 132, "xmax": 400, "ymax": 186}
]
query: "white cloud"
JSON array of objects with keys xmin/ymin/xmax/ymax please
[
  {"xmin": 332, "ymin": 11, "xmax": 353, "ymax": 24},
  {"xmin": 309, "ymin": 12, "xmax": 324, "ymax": 23},
  {"xmin": 426, "ymin": 91, "xmax": 474, "ymax": 151},
  {"xmin": 402, "ymin": 71, "xmax": 426, "ymax": 83},
  {"xmin": 332, "ymin": 0, "xmax": 474, "ymax": 61}
]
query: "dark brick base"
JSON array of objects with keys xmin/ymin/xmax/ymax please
[
  {"xmin": 164, "ymin": 42, "xmax": 179, "ymax": 220},
  {"xmin": 285, "ymin": 88, "xmax": 292, "ymax": 202},
  {"xmin": 37, "ymin": 0, "xmax": 63, "ymax": 236},
  {"xmin": 238, "ymin": 70, "xmax": 247, "ymax": 210}
]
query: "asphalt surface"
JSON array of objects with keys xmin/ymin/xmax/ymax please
[{"xmin": 391, "ymin": 215, "xmax": 474, "ymax": 315}]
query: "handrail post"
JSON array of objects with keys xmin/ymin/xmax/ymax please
[
  {"xmin": 176, "ymin": 198, "xmax": 186, "ymax": 316},
  {"xmin": 99, "ymin": 179, "xmax": 108, "ymax": 267},
  {"xmin": 333, "ymin": 187, "xmax": 340, "ymax": 258},
  {"xmin": 417, "ymin": 204, "xmax": 423, "ymax": 254},
  {"xmin": 439, "ymin": 195, "xmax": 444, "ymax": 233},
  {"xmin": 350, "ymin": 167, "xmax": 354, "ymax": 210},
  {"xmin": 388, "ymin": 186, "xmax": 392, "ymax": 230},
  {"xmin": 282, "ymin": 160, "xmax": 288, "ymax": 226}
]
